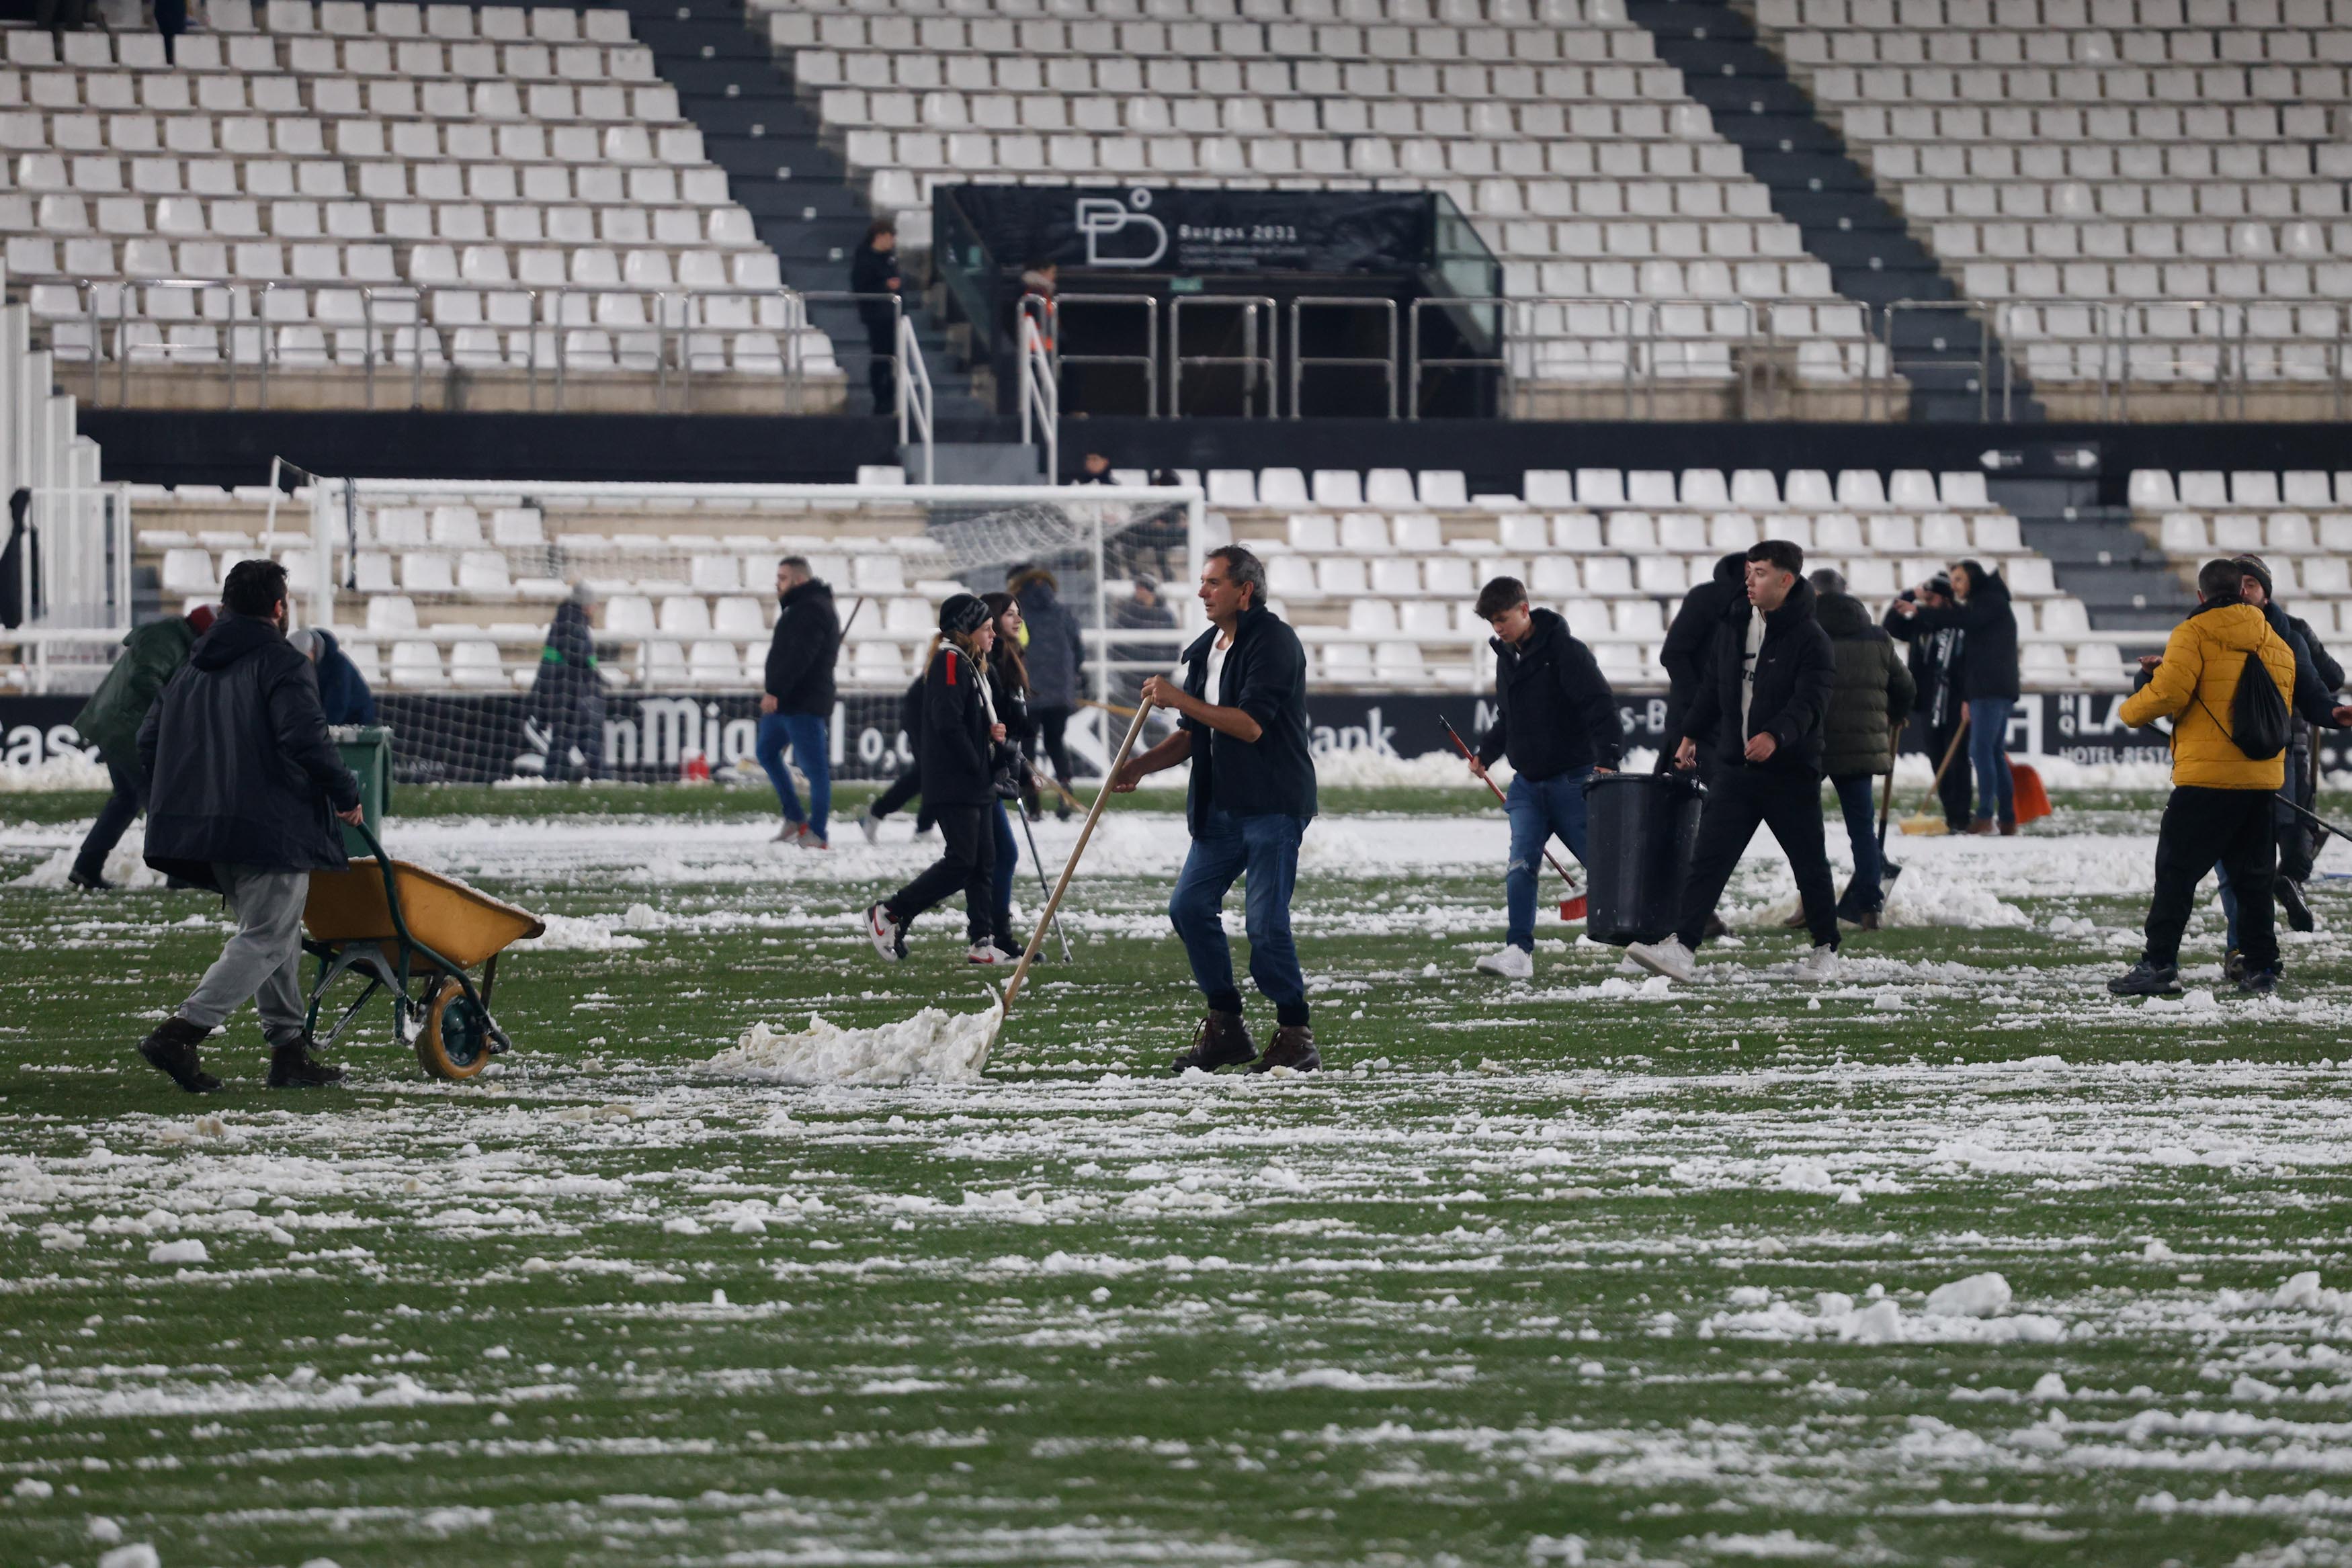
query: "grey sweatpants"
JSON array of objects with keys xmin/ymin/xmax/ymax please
[{"xmin": 179, "ymin": 863, "xmax": 310, "ymax": 1046}]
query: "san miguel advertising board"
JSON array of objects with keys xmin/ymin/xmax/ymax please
[{"xmin": 2, "ymin": 692, "xmax": 2189, "ymax": 787}]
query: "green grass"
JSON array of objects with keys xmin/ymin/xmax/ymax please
[{"xmin": 1, "ymin": 789, "xmax": 2349, "ymax": 1566}]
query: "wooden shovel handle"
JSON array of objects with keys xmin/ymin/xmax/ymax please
[{"xmin": 999, "ymin": 700, "xmax": 1157, "ymax": 1016}]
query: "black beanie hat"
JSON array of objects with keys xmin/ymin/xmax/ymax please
[{"xmin": 937, "ymin": 593, "xmax": 988, "ymax": 637}]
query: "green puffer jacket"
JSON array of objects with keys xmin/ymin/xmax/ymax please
[
  {"xmin": 74, "ymin": 616, "xmax": 198, "ymax": 765},
  {"xmin": 1815, "ymin": 590, "xmax": 1916, "ymax": 778}
]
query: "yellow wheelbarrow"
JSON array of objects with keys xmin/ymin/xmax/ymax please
[{"xmin": 300, "ymin": 821, "xmax": 545, "ymax": 1081}]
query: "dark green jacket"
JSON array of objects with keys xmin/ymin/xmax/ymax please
[
  {"xmin": 74, "ymin": 616, "xmax": 197, "ymax": 765},
  {"xmin": 1816, "ymin": 591, "xmax": 1916, "ymax": 779}
]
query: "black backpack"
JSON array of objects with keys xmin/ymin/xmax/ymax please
[{"xmin": 2225, "ymin": 648, "xmax": 2289, "ymax": 761}]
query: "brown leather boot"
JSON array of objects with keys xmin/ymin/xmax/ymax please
[
  {"xmin": 138, "ymin": 1016, "xmax": 221, "ymax": 1094},
  {"xmin": 1966, "ymin": 820, "xmax": 1998, "ymax": 836},
  {"xmin": 1170, "ymin": 1011, "xmax": 1255, "ymax": 1075},
  {"xmin": 1999, "ymin": 818, "xmax": 2018, "ymax": 836},
  {"xmin": 1249, "ymin": 1025, "xmax": 1320, "ymax": 1074}
]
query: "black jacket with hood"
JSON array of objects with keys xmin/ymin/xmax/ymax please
[
  {"xmin": 136, "ymin": 611, "xmax": 360, "ymax": 887},
  {"xmin": 765, "ymin": 578, "xmax": 841, "ymax": 716},
  {"xmin": 1681, "ymin": 574, "xmax": 1837, "ymax": 777},
  {"xmin": 917, "ymin": 640, "xmax": 997, "ymax": 809},
  {"xmin": 1177, "ymin": 600, "xmax": 1318, "ymax": 837},
  {"xmin": 1816, "ymin": 590, "xmax": 1917, "ymax": 778},
  {"xmin": 1476, "ymin": 607, "xmax": 1623, "ymax": 780},
  {"xmin": 1661, "ymin": 552, "xmax": 1747, "ymax": 747},
  {"xmin": 1886, "ymin": 597, "xmax": 1964, "ymax": 729},
  {"xmin": 1906, "ymin": 570, "xmax": 2019, "ymax": 701}
]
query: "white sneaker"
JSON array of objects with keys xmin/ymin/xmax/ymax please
[
  {"xmin": 1474, "ymin": 945, "xmax": 1534, "ymax": 979},
  {"xmin": 773, "ymin": 820, "xmax": 802, "ymax": 844},
  {"xmin": 1792, "ymin": 943, "xmax": 1842, "ymax": 983},
  {"xmin": 966, "ymin": 941, "xmax": 1008, "ymax": 965},
  {"xmin": 864, "ymin": 903, "xmax": 904, "ymax": 962},
  {"xmin": 1625, "ymin": 936, "xmax": 1697, "ymax": 983},
  {"xmin": 858, "ymin": 810, "xmax": 882, "ymax": 846}
]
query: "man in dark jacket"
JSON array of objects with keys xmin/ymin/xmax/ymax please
[
  {"xmin": 2219, "ymin": 555, "xmax": 2347, "ymax": 945},
  {"xmin": 1009, "ymin": 565, "xmax": 1087, "ymax": 816},
  {"xmin": 1467, "ymin": 576, "xmax": 1622, "ymax": 979},
  {"xmin": 134, "ymin": 558, "xmax": 362, "ymax": 1093},
  {"xmin": 1660, "ymin": 552, "xmax": 1747, "ymax": 772},
  {"xmin": 1893, "ymin": 558, "xmax": 2020, "ymax": 833},
  {"xmin": 530, "ymin": 589, "xmax": 603, "ymax": 781},
  {"xmin": 1112, "ymin": 546, "xmax": 1320, "ymax": 1075},
  {"xmin": 1628, "ymin": 540, "xmax": 1843, "ymax": 984},
  {"xmin": 848, "ymin": 219, "xmax": 901, "ymax": 412},
  {"xmin": 1812, "ymin": 572, "xmax": 1915, "ymax": 927},
  {"xmin": 67, "ymin": 603, "xmax": 215, "ymax": 891},
  {"xmin": 757, "ymin": 556, "xmax": 841, "ymax": 848},
  {"xmin": 1886, "ymin": 574, "xmax": 1969, "ymax": 834}
]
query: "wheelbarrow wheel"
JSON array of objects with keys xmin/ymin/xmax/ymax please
[{"xmin": 416, "ymin": 977, "xmax": 494, "ymax": 1082}]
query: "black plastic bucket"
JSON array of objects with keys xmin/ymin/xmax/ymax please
[{"xmin": 1581, "ymin": 771, "xmax": 1705, "ymax": 946}]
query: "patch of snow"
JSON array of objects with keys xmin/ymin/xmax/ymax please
[
  {"xmin": 1925, "ymin": 1272, "xmax": 2014, "ymax": 1319},
  {"xmin": 707, "ymin": 1007, "xmax": 999, "ymax": 1086},
  {"xmin": 146, "ymin": 1238, "xmax": 208, "ymax": 1265},
  {"xmin": 11, "ymin": 820, "xmax": 163, "ymax": 890},
  {"xmin": 0, "ymin": 748, "xmax": 109, "ymax": 791}
]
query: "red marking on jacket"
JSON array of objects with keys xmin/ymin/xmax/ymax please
[{"xmin": 945, "ymin": 650, "xmax": 958, "ymax": 685}]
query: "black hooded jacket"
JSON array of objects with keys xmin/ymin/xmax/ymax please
[
  {"xmin": 1886, "ymin": 597, "xmax": 1964, "ymax": 729},
  {"xmin": 1906, "ymin": 572, "xmax": 2019, "ymax": 701},
  {"xmin": 136, "ymin": 611, "xmax": 360, "ymax": 887},
  {"xmin": 918, "ymin": 640, "xmax": 996, "ymax": 809},
  {"xmin": 2261, "ymin": 601, "xmax": 2349, "ymax": 728},
  {"xmin": 530, "ymin": 599, "xmax": 602, "ymax": 715},
  {"xmin": 1475, "ymin": 607, "xmax": 1622, "ymax": 779},
  {"xmin": 312, "ymin": 629, "xmax": 377, "ymax": 727},
  {"xmin": 1661, "ymin": 552, "xmax": 1747, "ymax": 747},
  {"xmin": 765, "ymin": 578, "xmax": 841, "ymax": 716},
  {"xmin": 1681, "ymin": 575, "xmax": 1837, "ymax": 777}
]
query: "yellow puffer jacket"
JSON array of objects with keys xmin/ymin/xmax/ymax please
[{"xmin": 2117, "ymin": 601, "xmax": 2298, "ymax": 789}]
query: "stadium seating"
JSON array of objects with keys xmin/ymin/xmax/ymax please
[
  {"xmin": 0, "ymin": 0, "xmax": 841, "ymax": 411},
  {"xmin": 1764, "ymin": 0, "xmax": 2352, "ymax": 416},
  {"xmin": 2128, "ymin": 467, "xmax": 2352, "ymax": 640},
  {"xmin": 751, "ymin": 0, "xmax": 1891, "ymax": 417},
  {"xmin": 128, "ymin": 465, "xmax": 2120, "ymax": 694}
]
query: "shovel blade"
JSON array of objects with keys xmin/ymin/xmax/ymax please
[{"xmin": 1560, "ymin": 895, "xmax": 1588, "ymax": 922}]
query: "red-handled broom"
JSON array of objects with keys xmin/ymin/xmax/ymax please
[{"xmin": 1440, "ymin": 715, "xmax": 1588, "ymax": 922}]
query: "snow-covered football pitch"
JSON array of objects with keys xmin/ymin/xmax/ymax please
[{"xmin": 3, "ymin": 779, "xmax": 2350, "ymax": 1568}]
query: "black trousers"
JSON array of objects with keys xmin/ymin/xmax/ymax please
[
  {"xmin": 864, "ymin": 316, "xmax": 896, "ymax": 411},
  {"xmin": 885, "ymin": 805, "xmax": 1001, "ymax": 945},
  {"xmin": 2146, "ymin": 785, "xmax": 2277, "ymax": 971},
  {"xmin": 871, "ymin": 765, "xmax": 921, "ymax": 820},
  {"xmin": 2278, "ymin": 729, "xmax": 2320, "ymax": 883},
  {"xmin": 1032, "ymin": 705, "xmax": 1075, "ymax": 782},
  {"xmin": 72, "ymin": 754, "xmax": 143, "ymax": 880},
  {"xmin": 1926, "ymin": 711, "xmax": 1972, "ymax": 830},
  {"xmin": 1676, "ymin": 763, "xmax": 1840, "ymax": 951}
]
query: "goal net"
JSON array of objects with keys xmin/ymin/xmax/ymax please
[{"xmin": 292, "ymin": 478, "xmax": 1201, "ymax": 787}]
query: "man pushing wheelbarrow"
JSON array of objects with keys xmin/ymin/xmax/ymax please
[{"xmin": 134, "ymin": 559, "xmax": 364, "ymax": 1092}]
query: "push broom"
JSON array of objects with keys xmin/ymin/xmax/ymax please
[
  {"xmin": 978, "ymin": 699, "xmax": 1159, "ymax": 1068},
  {"xmin": 1898, "ymin": 707, "xmax": 1971, "ymax": 836},
  {"xmin": 1439, "ymin": 715, "xmax": 1588, "ymax": 921}
]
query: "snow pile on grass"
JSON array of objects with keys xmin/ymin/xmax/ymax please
[
  {"xmin": 0, "ymin": 749, "xmax": 110, "ymax": 792},
  {"xmin": 10, "ymin": 822, "xmax": 164, "ymax": 889},
  {"xmin": 515, "ymin": 914, "xmax": 646, "ymax": 952},
  {"xmin": 707, "ymin": 1006, "xmax": 999, "ymax": 1086},
  {"xmin": 1703, "ymin": 1272, "xmax": 2066, "ymax": 1344},
  {"xmin": 1733, "ymin": 863, "xmax": 2029, "ymax": 930}
]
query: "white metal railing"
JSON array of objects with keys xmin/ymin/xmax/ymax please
[
  {"xmin": 896, "ymin": 312, "xmax": 935, "ymax": 484},
  {"xmin": 1989, "ymin": 296, "xmax": 2352, "ymax": 421},
  {"xmin": 44, "ymin": 277, "xmax": 880, "ymax": 412},
  {"xmin": 1016, "ymin": 308, "xmax": 1056, "ymax": 486}
]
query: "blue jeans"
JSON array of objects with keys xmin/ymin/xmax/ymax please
[
  {"xmin": 1966, "ymin": 697, "xmax": 2015, "ymax": 824},
  {"xmin": 1831, "ymin": 773, "xmax": 1883, "ymax": 914},
  {"xmin": 1504, "ymin": 769, "xmax": 1592, "ymax": 951},
  {"xmin": 993, "ymin": 799, "xmax": 1018, "ymax": 938},
  {"xmin": 756, "ymin": 711, "xmax": 830, "ymax": 840},
  {"xmin": 1167, "ymin": 809, "xmax": 1310, "ymax": 1027}
]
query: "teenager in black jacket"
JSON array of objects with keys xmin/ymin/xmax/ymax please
[
  {"xmin": 1466, "ymin": 576, "xmax": 1622, "ymax": 980},
  {"xmin": 1886, "ymin": 574, "xmax": 1969, "ymax": 834},
  {"xmin": 1660, "ymin": 552, "xmax": 1747, "ymax": 771},
  {"xmin": 866, "ymin": 596, "xmax": 1013, "ymax": 963},
  {"xmin": 1628, "ymin": 540, "xmax": 1844, "ymax": 985},
  {"xmin": 1111, "ymin": 547, "xmax": 1321, "ymax": 1075}
]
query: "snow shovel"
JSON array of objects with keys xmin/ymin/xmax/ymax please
[
  {"xmin": 982, "ymin": 699, "xmax": 1157, "ymax": 1066},
  {"xmin": 1439, "ymin": 715, "xmax": 1588, "ymax": 922},
  {"xmin": 1011, "ymin": 773, "xmax": 1074, "ymax": 964},
  {"xmin": 2274, "ymin": 791, "xmax": 2352, "ymax": 847},
  {"xmin": 1876, "ymin": 720, "xmax": 1905, "ymax": 893},
  {"xmin": 1898, "ymin": 707, "xmax": 1971, "ymax": 836}
]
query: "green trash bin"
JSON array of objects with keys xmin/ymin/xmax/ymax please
[{"xmin": 333, "ymin": 725, "xmax": 394, "ymax": 857}]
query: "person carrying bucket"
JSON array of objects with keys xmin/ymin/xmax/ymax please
[{"xmin": 1463, "ymin": 575, "xmax": 1622, "ymax": 981}]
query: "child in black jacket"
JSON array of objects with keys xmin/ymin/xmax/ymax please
[{"xmin": 866, "ymin": 595, "xmax": 1015, "ymax": 963}]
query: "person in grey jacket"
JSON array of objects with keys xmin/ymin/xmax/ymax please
[
  {"xmin": 1811, "ymin": 572, "xmax": 1915, "ymax": 928},
  {"xmin": 135, "ymin": 558, "xmax": 363, "ymax": 1093},
  {"xmin": 1009, "ymin": 564, "xmax": 1086, "ymax": 816}
]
